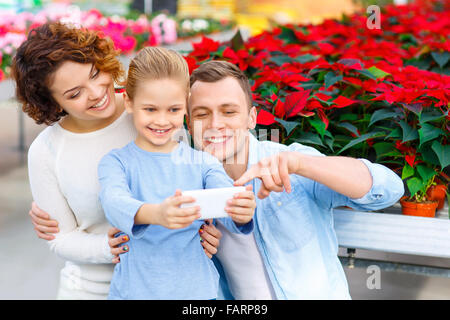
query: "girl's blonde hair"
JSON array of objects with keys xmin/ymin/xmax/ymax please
[{"xmin": 124, "ymin": 47, "xmax": 190, "ymax": 100}]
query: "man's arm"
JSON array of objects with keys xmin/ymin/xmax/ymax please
[
  {"xmin": 235, "ymin": 147, "xmax": 403, "ymax": 210},
  {"xmin": 235, "ymin": 151, "xmax": 372, "ymax": 199}
]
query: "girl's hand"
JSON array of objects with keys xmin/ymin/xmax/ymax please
[
  {"xmin": 199, "ymin": 220, "xmax": 222, "ymax": 259},
  {"xmin": 155, "ymin": 189, "xmax": 201, "ymax": 229},
  {"xmin": 29, "ymin": 201, "xmax": 59, "ymax": 240},
  {"xmin": 107, "ymin": 227, "xmax": 129, "ymax": 264},
  {"xmin": 225, "ymin": 185, "xmax": 256, "ymax": 225}
]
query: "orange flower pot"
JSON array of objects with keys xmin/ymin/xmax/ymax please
[
  {"xmin": 426, "ymin": 184, "xmax": 447, "ymax": 210},
  {"xmin": 400, "ymin": 197, "xmax": 438, "ymax": 218}
]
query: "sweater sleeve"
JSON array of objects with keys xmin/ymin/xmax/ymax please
[{"xmin": 27, "ymin": 133, "xmax": 114, "ymax": 264}]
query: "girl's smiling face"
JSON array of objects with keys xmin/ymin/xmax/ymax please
[{"xmin": 125, "ymin": 78, "xmax": 187, "ymax": 153}]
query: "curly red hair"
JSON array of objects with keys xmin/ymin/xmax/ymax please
[{"xmin": 12, "ymin": 22, "xmax": 124, "ymax": 125}]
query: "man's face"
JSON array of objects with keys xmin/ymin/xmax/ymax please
[{"xmin": 188, "ymin": 76, "xmax": 257, "ymax": 164}]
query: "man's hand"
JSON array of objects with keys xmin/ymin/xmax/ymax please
[
  {"xmin": 29, "ymin": 201, "xmax": 59, "ymax": 240},
  {"xmin": 225, "ymin": 185, "xmax": 256, "ymax": 224},
  {"xmin": 234, "ymin": 152, "xmax": 299, "ymax": 199}
]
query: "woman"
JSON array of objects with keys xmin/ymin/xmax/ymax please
[{"xmin": 12, "ymin": 22, "xmax": 222, "ymax": 300}]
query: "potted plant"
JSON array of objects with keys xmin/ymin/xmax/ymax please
[
  {"xmin": 400, "ymin": 162, "xmax": 440, "ymax": 217},
  {"xmin": 426, "ymin": 173, "xmax": 449, "ymax": 210}
]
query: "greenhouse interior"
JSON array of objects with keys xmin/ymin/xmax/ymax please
[{"xmin": 0, "ymin": 0, "xmax": 449, "ymax": 303}]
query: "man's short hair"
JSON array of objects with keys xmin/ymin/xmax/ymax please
[{"xmin": 190, "ymin": 60, "xmax": 253, "ymax": 109}]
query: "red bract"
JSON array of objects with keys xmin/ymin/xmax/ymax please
[
  {"xmin": 333, "ymin": 96, "xmax": 357, "ymax": 108},
  {"xmin": 257, "ymin": 109, "xmax": 276, "ymax": 125},
  {"xmin": 405, "ymin": 154, "xmax": 418, "ymax": 168},
  {"xmin": 190, "ymin": 36, "xmax": 221, "ymax": 60},
  {"xmin": 222, "ymin": 47, "xmax": 250, "ymax": 70},
  {"xmin": 184, "ymin": 56, "xmax": 198, "ymax": 74},
  {"xmin": 284, "ymin": 89, "xmax": 311, "ymax": 118}
]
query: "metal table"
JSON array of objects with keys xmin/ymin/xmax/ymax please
[{"xmin": 333, "ymin": 204, "xmax": 450, "ymax": 277}]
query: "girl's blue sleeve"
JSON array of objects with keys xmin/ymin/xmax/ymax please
[{"xmin": 98, "ymin": 151, "xmax": 149, "ymax": 239}]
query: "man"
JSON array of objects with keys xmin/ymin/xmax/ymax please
[
  {"xmin": 186, "ymin": 60, "xmax": 403, "ymax": 299},
  {"xmin": 30, "ymin": 60, "xmax": 404, "ymax": 299}
]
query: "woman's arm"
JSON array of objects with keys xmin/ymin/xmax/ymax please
[{"xmin": 27, "ymin": 137, "xmax": 113, "ymax": 264}]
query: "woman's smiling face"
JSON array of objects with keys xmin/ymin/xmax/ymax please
[{"xmin": 49, "ymin": 61, "xmax": 117, "ymax": 124}]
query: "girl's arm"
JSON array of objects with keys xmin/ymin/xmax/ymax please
[{"xmin": 27, "ymin": 138, "xmax": 113, "ymax": 264}]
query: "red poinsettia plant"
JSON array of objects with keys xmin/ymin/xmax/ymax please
[{"xmin": 185, "ymin": 0, "xmax": 449, "ymax": 205}]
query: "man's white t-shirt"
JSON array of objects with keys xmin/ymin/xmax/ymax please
[{"xmin": 216, "ymin": 221, "xmax": 277, "ymax": 300}]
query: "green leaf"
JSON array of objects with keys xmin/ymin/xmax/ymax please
[
  {"xmin": 373, "ymin": 142, "xmax": 402, "ymax": 160},
  {"xmin": 431, "ymin": 51, "xmax": 450, "ymax": 68},
  {"xmin": 402, "ymin": 164, "xmax": 415, "ymax": 180},
  {"xmin": 416, "ymin": 165, "xmax": 436, "ymax": 183},
  {"xmin": 337, "ymin": 131, "xmax": 384, "ymax": 155},
  {"xmin": 418, "ymin": 145, "xmax": 440, "ymax": 167},
  {"xmin": 323, "ymin": 136, "xmax": 335, "ymax": 153},
  {"xmin": 294, "ymin": 132, "xmax": 324, "ymax": 147},
  {"xmin": 418, "ymin": 123, "xmax": 443, "ymax": 147},
  {"xmin": 355, "ymin": 69, "xmax": 377, "ymax": 80},
  {"xmin": 294, "ymin": 54, "xmax": 317, "ymax": 64},
  {"xmin": 399, "ymin": 120, "xmax": 419, "ymax": 143},
  {"xmin": 406, "ymin": 177, "xmax": 424, "ymax": 197},
  {"xmin": 431, "ymin": 141, "xmax": 450, "ymax": 169},
  {"xmin": 337, "ymin": 122, "xmax": 359, "ymax": 137},
  {"xmin": 385, "ymin": 127, "xmax": 402, "ymax": 140},
  {"xmin": 339, "ymin": 113, "xmax": 358, "ymax": 122},
  {"xmin": 324, "ymin": 72, "xmax": 343, "ymax": 89},
  {"xmin": 367, "ymin": 66, "xmax": 391, "ymax": 79},
  {"xmin": 230, "ymin": 29, "xmax": 245, "ymax": 51},
  {"xmin": 300, "ymin": 82, "xmax": 322, "ymax": 90},
  {"xmin": 308, "ymin": 118, "xmax": 326, "ymax": 139},
  {"xmin": 277, "ymin": 26, "xmax": 298, "ymax": 45},
  {"xmin": 399, "ymin": 33, "xmax": 418, "ymax": 45},
  {"xmin": 369, "ymin": 109, "xmax": 398, "ymax": 127},
  {"xmin": 271, "ymin": 55, "xmax": 293, "ymax": 66},
  {"xmin": 275, "ymin": 118, "xmax": 299, "ymax": 136},
  {"xmin": 419, "ymin": 110, "xmax": 445, "ymax": 124}
]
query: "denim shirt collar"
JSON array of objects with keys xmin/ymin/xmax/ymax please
[{"xmin": 247, "ymin": 132, "xmax": 260, "ymax": 169}]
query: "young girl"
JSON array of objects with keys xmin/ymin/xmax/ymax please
[{"xmin": 97, "ymin": 47, "xmax": 255, "ymax": 300}]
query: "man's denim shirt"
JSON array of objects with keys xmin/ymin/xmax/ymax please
[{"xmin": 216, "ymin": 133, "xmax": 404, "ymax": 300}]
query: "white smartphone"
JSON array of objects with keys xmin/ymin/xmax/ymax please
[{"xmin": 180, "ymin": 187, "xmax": 246, "ymax": 220}]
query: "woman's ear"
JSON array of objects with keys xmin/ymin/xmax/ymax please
[
  {"xmin": 248, "ymin": 106, "xmax": 257, "ymax": 130},
  {"xmin": 123, "ymin": 92, "xmax": 133, "ymax": 114}
]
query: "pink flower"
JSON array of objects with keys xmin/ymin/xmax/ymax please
[{"xmin": 162, "ymin": 19, "xmax": 177, "ymax": 44}]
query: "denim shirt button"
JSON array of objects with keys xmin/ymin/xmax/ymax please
[{"xmin": 277, "ymin": 201, "xmax": 282, "ymax": 207}]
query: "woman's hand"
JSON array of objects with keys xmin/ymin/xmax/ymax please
[
  {"xmin": 107, "ymin": 227, "xmax": 129, "ymax": 264},
  {"xmin": 29, "ymin": 201, "xmax": 59, "ymax": 240},
  {"xmin": 225, "ymin": 185, "xmax": 256, "ymax": 224},
  {"xmin": 199, "ymin": 219, "xmax": 222, "ymax": 259}
]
